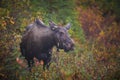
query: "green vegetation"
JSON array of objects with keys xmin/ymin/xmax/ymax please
[{"xmin": 0, "ymin": 0, "xmax": 120, "ymax": 80}]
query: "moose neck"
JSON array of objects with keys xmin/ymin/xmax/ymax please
[{"xmin": 53, "ymin": 33, "xmax": 62, "ymax": 52}]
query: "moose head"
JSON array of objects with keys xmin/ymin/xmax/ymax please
[{"xmin": 49, "ymin": 21, "xmax": 74, "ymax": 52}]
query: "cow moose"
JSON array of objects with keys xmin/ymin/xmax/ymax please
[{"xmin": 20, "ymin": 18, "xmax": 74, "ymax": 71}]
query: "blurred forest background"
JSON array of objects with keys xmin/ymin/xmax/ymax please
[{"xmin": 0, "ymin": 0, "xmax": 120, "ymax": 80}]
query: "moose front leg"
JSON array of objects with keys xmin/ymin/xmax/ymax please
[
  {"xmin": 27, "ymin": 59, "xmax": 34, "ymax": 72},
  {"xmin": 43, "ymin": 63, "xmax": 46, "ymax": 70},
  {"xmin": 27, "ymin": 60, "xmax": 31, "ymax": 71},
  {"xmin": 43, "ymin": 54, "xmax": 52, "ymax": 70},
  {"xmin": 43, "ymin": 62, "xmax": 51, "ymax": 70}
]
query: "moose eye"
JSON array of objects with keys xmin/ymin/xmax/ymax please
[{"xmin": 60, "ymin": 32, "xmax": 64, "ymax": 36}]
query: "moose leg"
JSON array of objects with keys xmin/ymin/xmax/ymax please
[
  {"xmin": 43, "ymin": 60, "xmax": 48, "ymax": 70},
  {"xmin": 27, "ymin": 60, "xmax": 31, "ymax": 70},
  {"xmin": 27, "ymin": 59, "xmax": 33, "ymax": 71},
  {"xmin": 31, "ymin": 60, "xmax": 34, "ymax": 67},
  {"xmin": 43, "ymin": 63, "xmax": 50, "ymax": 70},
  {"xmin": 46, "ymin": 62, "xmax": 51, "ymax": 70},
  {"xmin": 43, "ymin": 64, "xmax": 46, "ymax": 70},
  {"xmin": 46, "ymin": 53, "xmax": 52, "ymax": 70},
  {"xmin": 43, "ymin": 62, "xmax": 51, "ymax": 70},
  {"xmin": 43, "ymin": 59, "xmax": 51, "ymax": 70}
]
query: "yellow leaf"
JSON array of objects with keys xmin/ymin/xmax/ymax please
[
  {"xmin": 10, "ymin": 20, "xmax": 15, "ymax": 24},
  {"xmin": 99, "ymin": 30, "xmax": 104, "ymax": 36}
]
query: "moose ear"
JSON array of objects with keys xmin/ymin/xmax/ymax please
[
  {"xmin": 35, "ymin": 18, "xmax": 44, "ymax": 25},
  {"xmin": 65, "ymin": 23, "xmax": 71, "ymax": 30},
  {"xmin": 49, "ymin": 21, "xmax": 58, "ymax": 30}
]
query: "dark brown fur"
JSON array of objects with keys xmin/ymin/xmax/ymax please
[{"xmin": 20, "ymin": 19, "xmax": 74, "ymax": 70}]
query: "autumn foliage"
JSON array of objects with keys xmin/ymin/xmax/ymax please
[{"xmin": 0, "ymin": 0, "xmax": 120, "ymax": 80}]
